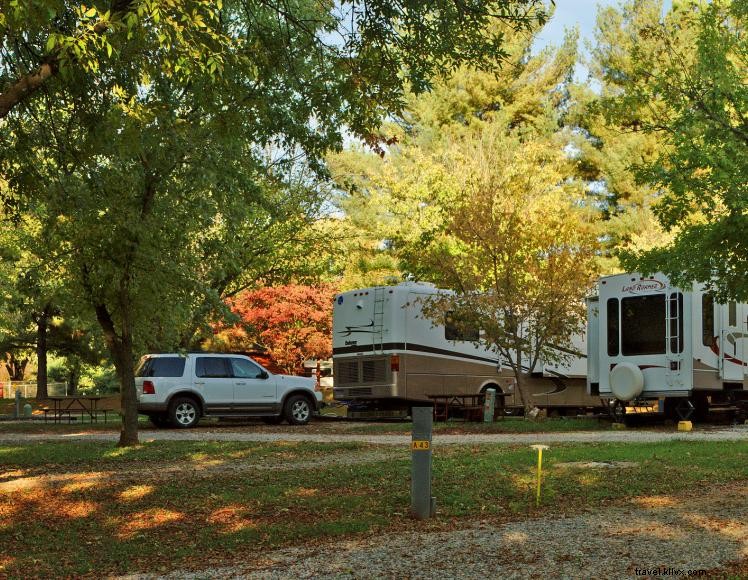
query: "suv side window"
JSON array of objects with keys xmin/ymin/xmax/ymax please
[
  {"xmin": 136, "ymin": 357, "xmax": 186, "ymax": 377},
  {"xmin": 195, "ymin": 357, "xmax": 231, "ymax": 378},
  {"xmin": 231, "ymin": 358, "xmax": 266, "ymax": 379}
]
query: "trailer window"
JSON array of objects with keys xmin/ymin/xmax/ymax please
[
  {"xmin": 621, "ymin": 294, "xmax": 666, "ymax": 356},
  {"xmin": 445, "ymin": 312, "xmax": 479, "ymax": 342},
  {"xmin": 702, "ymin": 295, "xmax": 714, "ymax": 347},
  {"xmin": 729, "ymin": 301, "xmax": 737, "ymax": 327},
  {"xmin": 607, "ymin": 298, "xmax": 619, "ymax": 356}
]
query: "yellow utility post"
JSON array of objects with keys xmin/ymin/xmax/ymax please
[{"xmin": 530, "ymin": 444, "xmax": 549, "ymax": 507}]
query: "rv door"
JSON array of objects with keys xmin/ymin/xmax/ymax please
[{"xmin": 720, "ymin": 301, "xmax": 746, "ymax": 381}]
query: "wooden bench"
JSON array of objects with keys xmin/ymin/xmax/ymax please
[
  {"xmin": 427, "ymin": 394, "xmax": 484, "ymax": 422},
  {"xmin": 427, "ymin": 392, "xmax": 511, "ymax": 422}
]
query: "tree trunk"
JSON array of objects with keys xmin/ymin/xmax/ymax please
[
  {"xmin": 67, "ymin": 357, "xmax": 81, "ymax": 395},
  {"xmin": 514, "ymin": 372, "xmax": 531, "ymax": 416},
  {"xmin": 0, "ymin": 63, "xmax": 56, "ymax": 119},
  {"xmin": 35, "ymin": 306, "xmax": 50, "ymax": 400},
  {"xmin": 113, "ymin": 333, "xmax": 139, "ymax": 447},
  {"xmin": 5, "ymin": 354, "xmax": 29, "ymax": 381},
  {"xmin": 94, "ymin": 302, "xmax": 139, "ymax": 447}
]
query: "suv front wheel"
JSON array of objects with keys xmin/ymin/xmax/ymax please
[
  {"xmin": 284, "ymin": 394, "xmax": 313, "ymax": 425},
  {"xmin": 169, "ymin": 396, "xmax": 201, "ymax": 428}
]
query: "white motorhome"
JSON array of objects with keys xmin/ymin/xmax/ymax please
[
  {"xmin": 587, "ymin": 272, "xmax": 748, "ymax": 419},
  {"xmin": 333, "ymin": 282, "xmax": 598, "ymax": 414}
]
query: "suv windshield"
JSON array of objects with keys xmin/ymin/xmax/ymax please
[{"xmin": 136, "ymin": 357, "xmax": 186, "ymax": 378}]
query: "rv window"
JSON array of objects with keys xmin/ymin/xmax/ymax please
[
  {"xmin": 621, "ymin": 294, "xmax": 666, "ymax": 356},
  {"xmin": 729, "ymin": 302, "xmax": 737, "ymax": 327},
  {"xmin": 607, "ymin": 298, "xmax": 619, "ymax": 356},
  {"xmin": 444, "ymin": 312, "xmax": 480, "ymax": 342},
  {"xmin": 668, "ymin": 292, "xmax": 684, "ymax": 354},
  {"xmin": 702, "ymin": 295, "xmax": 714, "ymax": 347}
]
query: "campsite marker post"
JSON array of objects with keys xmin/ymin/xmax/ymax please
[
  {"xmin": 411, "ymin": 406, "xmax": 435, "ymax": 519},
  {"xmin": 531, "ymin": 444, "xmax": 549, "ymax": 507}
]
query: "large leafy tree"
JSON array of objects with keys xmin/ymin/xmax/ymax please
[
  {"xmin": 417, "ymin": 126, "xmax": 599, "ymax": 413},
  {"xmin": 330, "ymin": 22, "xmax": 587, "ymax": 276},
  {"xmin": 585, "ymin": 0, "xmax": 746, "ymax": 299},
  {"xmin": 331, "ymin": 23, "xmax": 599, "ymax": 411},
  {"xmin": 1, "ymin": 1, "xmax": 548, "ymax": 445},
  {"xmin": 612, "ymin": 0, "xmax": 748, "ymax": 301},
  {"xmin": 0, "ymin": 0, "xmax": 548, "ymax": 121},
  {"xmin": 567, "ymin": 0, "xmax": 680, "ymax": 268}
]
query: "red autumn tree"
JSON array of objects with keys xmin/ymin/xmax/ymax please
[{"xmin": 219, "ymin": 284, "xmax": 336, "ymax": 374}]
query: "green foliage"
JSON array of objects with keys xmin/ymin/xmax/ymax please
[
  {"xmin": 414, "ymin": 126, "xmax": 599, "ymax": 409},
  {"xmin": 567, "ymin": 0, "xmax": 692, "ymax": 267},
  {"xmin": 586, "ymin": 0, "xmax": 747, "ymax": 299},
  {"xmin": 616, "ymin": 0, "xmax": 748, "ymax": 301},
  {"xmin": 77, "ymin": 364, "xmax": 120, "ymax": 394},
  {"xmin": 1, "ymin": 0, "xmax": 549, "ymax": 444},
  {"xmin": 0, "ymin": 1, "xmax": 549, "ymax": 121},
  {"xmin": 330, "ymin": 23, "xmax": 599, "ymax": 409}
]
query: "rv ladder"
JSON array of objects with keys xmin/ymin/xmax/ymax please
[
  {"xmin": 666, "ymin": 291, "xmax": 682, "ymax": 386},
  {"xmin": 373, "ymin": 286, "xmax": 386, "ymax": 353},
  {"xmin": 666, "ymin": 292, "xmax": 681, "ymax": 352}
]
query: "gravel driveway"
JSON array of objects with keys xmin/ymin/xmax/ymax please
[
  {"xmin": 1, "ymin": 425, "xmax": 747, "ymax": 445},
  {"xmin": 125, "ymin": 482, "xmax": 748, "ymax": 579}
]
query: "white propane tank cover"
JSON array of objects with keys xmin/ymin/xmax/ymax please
[{"xmin": 609, "ymin": 362, "xmax": 644, "ymax": 401}]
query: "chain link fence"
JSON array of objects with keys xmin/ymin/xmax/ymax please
[{"xmin": 0, "ymin": 381, "xmax": 69, "ymax": 399}]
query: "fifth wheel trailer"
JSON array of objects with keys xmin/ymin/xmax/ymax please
[
  {"xmin": 587, "ymin": 273, "xmax": 748, "ymax": 419},
  {"xmin": 332, "ymin": 281, "xmax": 600, "ymax": 417}
]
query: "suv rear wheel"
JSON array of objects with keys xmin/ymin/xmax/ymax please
[
  {"xmin": 169, "ymin": 396, "xmax": 200, "ymax": 428},
  {"xmin": 284, "ymin": 394, "xmax": 313, "ymax": 425}
]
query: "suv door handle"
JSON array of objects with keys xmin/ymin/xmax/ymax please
[
  {"xmin": 194, "ymin": 381, "xmax": 205, "ymax": 385},
  {"xmin": 235, "ymin": 381, "xmax": 247, "ymax": 385}
]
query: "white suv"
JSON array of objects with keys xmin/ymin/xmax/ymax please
[{"xmin": 135, "ymin": 353, "xmax": 322, "ymax": 428}]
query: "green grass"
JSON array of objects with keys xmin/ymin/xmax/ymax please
[
  {"xmin": 0, "ymin": 415, "xmax": 610, "ymax": 435},
  {"xmin": 0, "ymin": 415, "xmax": 147, "ymax": 432},
  {"xmin": 0, "ymin": 439, "xmax": 745, "ymax": 578},
  {"xmin": 343, "ymin": 416, "xmax": 610, "ymax": 433},
  {"xmin": 0, "ymin": 439, "xmax": 367, "ymax": 467}
]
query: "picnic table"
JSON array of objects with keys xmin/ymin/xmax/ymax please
[
  {"xmin": 427, "ymin": 392, "xmax": 510, "ymax": 422},
  {"xmin": 43, "ymin": 396, "xmax": 108, "ymax": 424}
]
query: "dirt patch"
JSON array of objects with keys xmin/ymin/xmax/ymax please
[
  {"xmin": 135, "ymin": 482, "xmax": 748, "ymax": 579},
  {"xmin": 556, "ymin": 461, "xmax": 640, "ymax": 469}
]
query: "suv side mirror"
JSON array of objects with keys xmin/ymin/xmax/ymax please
[{"xmin": 259, "ymin": 370, "xmax": 269, "ymax": 380}]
